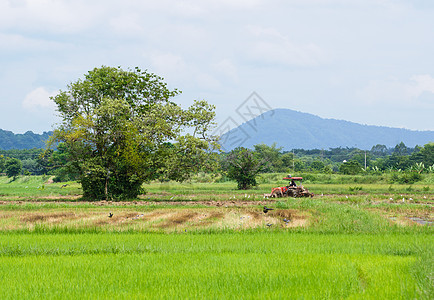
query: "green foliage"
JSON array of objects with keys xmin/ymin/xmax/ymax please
[
  {"xmin": 253, "ymin": 143, "xmax": 284, "ymax": 172},
  {"xmin": 310, "ymin": 160, "xmax": 325, "ymax": 171},
  {"xmin": 51, "ymin": 66, "xmax": 218, "ymax": 200},
  {"xmin": 0, "ymin": 154, "xmax": 5, "ymax": 172},
  {"xmin": 20, "ymin": 159, "xmax": 43, "ymax": 175},
  {"xmin": 293, "ymin": 159, "xmax": 305, "ymax": 172},
  {"xmin": 370, "ymin": 144, "xmax": 387, "ymax": 156},
  {"xmin": 224, "ymin": 147, "xmax": 263, "ymax": 189},
  {"xmin": 0, "ymin": 148, "xmax": 43, "ymax": 160},
  {"xmin": 339, "ymin": 160, "xmax": 362, "ymax": 175},
  {"xmin": 0, "ymin": 149, "xmax": 45, "ymax": 175},
  {"xmin": 389, "ymin": 172, "xmax": 423, "ymax": 184},
  {"xmin": 4, "ymin": 158, "xmax": 22, "ymax": 180},
  {"xmin": 410, "ymin": 142, "xmax": 434, "ymax": 167},
  {"xmin": 393, "ymin": 141, "xmax": 409, "ymax": 156},
  {"xmin": 322, "ymin": 165, "xmax": 333, "ymax": 173}
]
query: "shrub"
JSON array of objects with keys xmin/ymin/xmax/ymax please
[{"xmin": 389, "ymin": 172, "xmax": 423, "ymax": 184}]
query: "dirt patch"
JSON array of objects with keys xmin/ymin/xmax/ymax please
[
  {"xmin": 369, "ymin": 207, "xmax": 434, "ymax": 226},
  {"xmin": 0, "ymin": 213, "xmax": 11, "ymax": 219},
  {"xmin": 123, "ymin": 212, "xmax": 141, "ymax": 219},
  {"xmin": 269, "ymin": 209, "xmax": 296, "ymax": 219},
  {"xmin": 95, "ymin": 211, "xmax": 145, "ymax": 225},
  {"xmin": 0, "ymin": 199, "xmax": 277, "ymax": 207},
  {"xmin": 21, "ymin": 214, "xmax": 45, "ymax": 222},
  {"xmin": 247, "ymin": 210, "xmax": 262, "ymax": 221},
  {"xmin": 201, "ymin": 211, "xmax": 224, "ymax": 223},
  {"xmin": 154, "ymin": 212, "xmax": 198, "ymax": 228},
  {"xmin": 284, "ymin": 216, "xmax": 308, "ymax": 227},
  {"xmin": 40, "ymin": 195, "xmax": 82, "ymax": 200},
  {"xmin": 20, "ymin": 212, "xmax": 77, "ymax": 223},
  {"xmin": 191, "ymin": 211, "xmax": 225, "ymax": 227},
  {"xmin": 1, "ymin": 207, "xmax": 311, "ymax": 232},
  {"xmin": 95, "ymin": 214, "xmax": 124, "ymax": 225}
]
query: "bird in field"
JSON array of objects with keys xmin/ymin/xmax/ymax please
[
  {"xmin": 263, "ymin": 206, "xmax": 274, "ymax": 213},
  {"xmin": 283, "ymin": 218, "xmax": 290, "ymax": 224},
  {"xmin": 266, "ymin": 223, "xmax": 272, "ymax": 227},
  {"xmin": 108, "ymin": 212, "xmax": 113, "ymax": 218}
]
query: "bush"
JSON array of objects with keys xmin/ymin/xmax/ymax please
[
  {"xmin": 389, "ymin": 172, "xmax": 423, "ymax": 184},
  {"xmin": 224, "ymin": 147, "xmax": 263, "ymax": 190}
]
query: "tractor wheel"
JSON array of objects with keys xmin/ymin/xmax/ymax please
[{"xmin": 271, "ymin": 190, "xmax": 282, "ymax": 198}]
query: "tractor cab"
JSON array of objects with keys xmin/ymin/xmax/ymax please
[{"xmin": 283, "ymin": 176, "xmax": 303, "ymax": 187}]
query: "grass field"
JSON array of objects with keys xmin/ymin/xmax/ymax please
[
  {"xmin": 0, "ymin": 232, "xmax": 432, "ymax": 299},
  {"xmin": 0, "ymin": 175, "xmax": 432, "ymax": 299}
]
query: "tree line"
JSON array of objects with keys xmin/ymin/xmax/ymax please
[
  {"xmin": 1, "ymin": 141, "xmax": 433, "ymax": 185},
  {"xmin": 0, "ymin": 66, "xmax": 432, "ymax": 196}
]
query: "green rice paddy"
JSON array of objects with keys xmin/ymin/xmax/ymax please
[
  {"xmin": 0, "ymin": 175, "xmax": 432, "ymax": 299},
  {"xmin": 0, "ymin": 232, "xmax": 432, "ymax": 299}
]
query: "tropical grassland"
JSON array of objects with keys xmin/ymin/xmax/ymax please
[{"xmin": 0, "ymin": 174, "xmax": 433, "ymax": 299}]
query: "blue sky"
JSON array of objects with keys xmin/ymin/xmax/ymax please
[{"xmin": 1, "ymin": 0, "xmax": 433, "ymax": 134}]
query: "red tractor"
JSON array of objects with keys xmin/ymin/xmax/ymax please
[{"xmin": 265, "ymin": 176, "xmax": 314, "ymax": 198}]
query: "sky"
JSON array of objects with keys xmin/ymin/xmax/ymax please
[{"xmin": 1, "ymin": 0, "xmax": 434, "ymax": 134}]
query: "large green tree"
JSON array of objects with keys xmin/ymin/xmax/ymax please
[
  {"xmin": 51, "ymin": 66, "xmax": 218, "ymax": 200},
  {"xmin": 224, "ymin": 147, "xmax": 263, "ymax": 190},
  {"xmin": 5, "ymin": 158, "xmax": 22, "ymax": 180}
]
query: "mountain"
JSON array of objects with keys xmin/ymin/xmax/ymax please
[
  {"xmin": 0, "ymin": 129, "xmax": 52, "ymax": 150},
  {"xmin": 219, "ymin": 109, "xmax": 434, "ymax": 151}
]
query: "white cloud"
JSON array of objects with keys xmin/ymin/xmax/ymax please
[
  {"xmin": 0, "ymin": 33, "xmax": 65, "ymax": 53},
  {"xmin": 146, "ymin": 0, "xmax": 263, "ymax": 16},
  {"xmin": 0, "ymin": 0, "xmax": 433, "ymax": 132},
  {"xmin": 407, "ymin": 74, "xmax": 434, "ymax": 96},
  {"xmin": 246, "ymin": 26, "xmax": 327, "ymax": 66},
  {"xmin": 0, "ymin": 0, "xmax": 100, "ymax": 34},
  {"xmin": 148, "ymin": 52, "xmax": 221, "ymax": 90},
  {"xmin": 109, "ymin": 13, "xmax": 144, "ymax": 36},
  {"xmin": 22, "ymin": 87, "xmax": 57, "ymax": 110},
  {"xmin": 212, "ymin": 59, "xmax": 239, "ymax": 83},
  {"xmin": 149, "ymin": 52, "xmax": 189, "ymax": 78},
  {"xmin": 357, "ymin": 75, "xmax": 434, "ymax": 105}
]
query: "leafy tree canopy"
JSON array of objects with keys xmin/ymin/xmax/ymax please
[
  {"xmin": 5, "ymin": 158, "xmax": 22, "ymax": 180},
  {"xmin": 223, "ymin": 147, "xmax": 263, "ymax": 190},
  {"xmin": 253, "ymin": 143, "xmax": 284, "ymax": 172},
  {"xmin": 339, "ymin": 160, "xmax": 362, "ymax": 175},
  {"xmin": 51, "ymin": 66, "xmax": 218, "ymax": 200}
]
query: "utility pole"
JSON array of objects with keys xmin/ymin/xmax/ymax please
[{"xmin": 364, "ymin": 151, "xmax": 367, "ymax": 170}]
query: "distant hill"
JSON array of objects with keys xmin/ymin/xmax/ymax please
[
  {"xmin": 0, "ymin": 129, "xmax": 52, "ymax": 150},
  {"xmin": 219, "ymin": 109, "xmax": 434, "ymax": 151}
]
